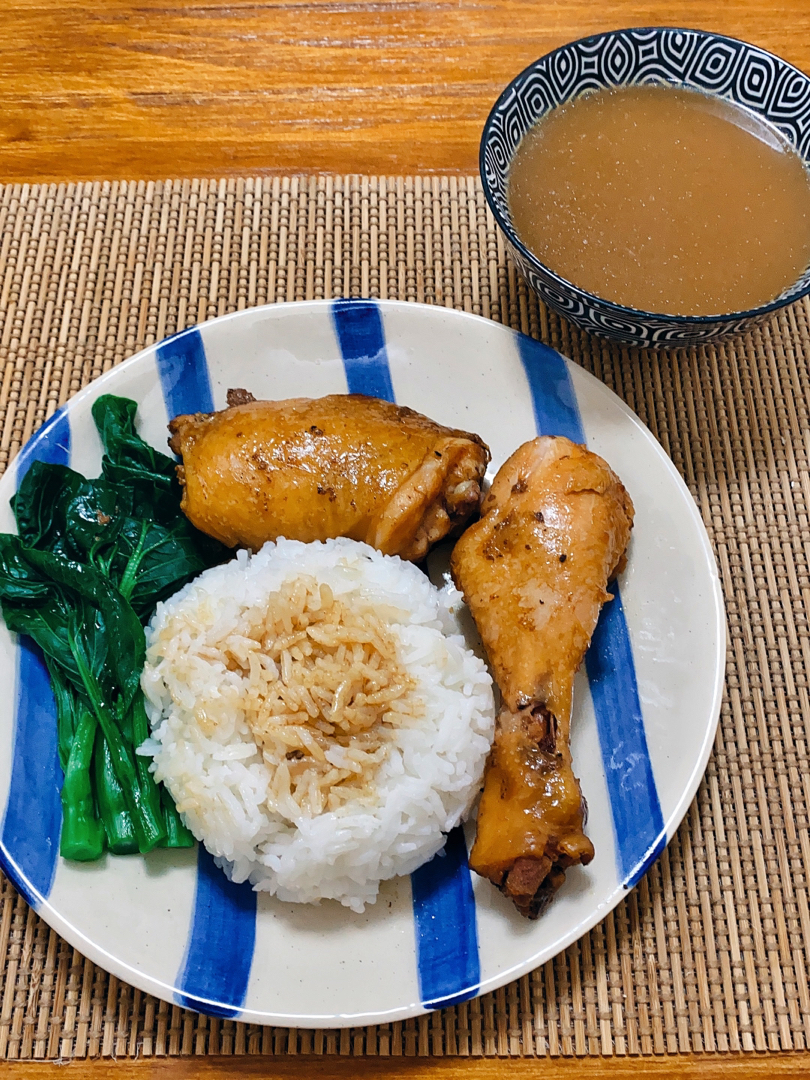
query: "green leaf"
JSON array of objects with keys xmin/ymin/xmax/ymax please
[
  {"xmin": 93, "ymin": 395, "xmax": 175, "ymax": 477},
  {"xmin": 62, "ymin": 480, "xmax": 127, "ymax": 567},
  {"xmin": 114, "ymin": 517, "xmax": 212, "ymax": 616},
  {"xmin": 93, "ymin": 395, "xmax": 181, "ymax": 522},
  {"xmin": 0, "ymin": 534, "xmax": 55, "ymax": 605},
  {"xmin": 4, "ymin": 601, "xmax": 112, "ymax": 714},
  {"xmin": 11, "ymin": 462, "xmax": 85, "ymax": 550},
  {"xmin": 22, "ymin": 549, "xmax": 145, "ymax": 710}
]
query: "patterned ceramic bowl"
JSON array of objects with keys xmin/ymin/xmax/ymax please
[{"xmin": 480, "ymin": 27, "xmax": 810, "ymax": 347}]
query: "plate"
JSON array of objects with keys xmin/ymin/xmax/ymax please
[{"xmin": 0, "ymin": 299, "xmax": 725, "ymax": 1026}]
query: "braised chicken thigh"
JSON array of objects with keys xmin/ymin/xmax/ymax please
[
  {"xmin": 451, "ymin": 436, "xmax": 634, "ymax": 917},
  {"xmin": 168, "ymin": 390, "xmax": 490, "ymax": 561}
]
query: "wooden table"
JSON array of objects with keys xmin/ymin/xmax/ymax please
[
  {"xmin": 2, "ymin": 2, "xmax": 809, "ymax": 1077},
  {"xmin": 2, "ymin": 0, "xmax": 810, "ymax": 181},
  {"xmin": 1, "ymin": 1051, "xmax": 810, "ymax": 1078}
]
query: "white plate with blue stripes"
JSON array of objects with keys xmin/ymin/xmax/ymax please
[{"xmin": 0, "ymin": 300, "xmax": 725, "ymax": 1026}]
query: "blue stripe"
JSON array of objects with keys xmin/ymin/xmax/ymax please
[
  {"xmin": 155, "ymin": 326, "xmax": 257, "ymax": 1016},
  {"xmin": 517, "ymin": 335, "xmax": 585, "ymax": 444},
  {"xmin": 411, "ymin": 828, "xmax": 480, "ymax": 1008},
  {"xmin": 156, "ymin": 328, "xmax": 214, "ymax": 418},
  {"xmin": 15, "ymin": 406, "xmax": 72, "ymax": 484},
  {"xmin": 331, "ymin": 299, "xmax": 396, "ymax": 400},
  {"xmin": 331, "ymin": 297, "xmax": 481, "ymax": 1009},
  {"xmin": 175, "ymin": 846, "xmax": 257, "ymax": 1017},
  {"xmin": 516, "ymin": 332, "xmax": 665, "ymax": 887},
  {"xmin": 586, "ymin": 583, "xmax": 666, "ymax": 884},
  {"xmin": 1, "ymin": 408, "xmax": 71, "ymax": 908}
]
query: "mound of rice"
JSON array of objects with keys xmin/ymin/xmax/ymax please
[{"xmin": 140, "ymin": 537, "xmax": 495, "ymax": 912}]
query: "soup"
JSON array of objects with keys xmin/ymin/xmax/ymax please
[{"xmin": 507, "ymin": 84, "xmax": 810, "ymax": 316}]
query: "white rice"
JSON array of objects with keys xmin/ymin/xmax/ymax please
[{"xmin": 140, "ymin": 537, "xmax": 495, "ymax": 912}]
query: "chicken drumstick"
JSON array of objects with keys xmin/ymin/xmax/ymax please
[{"xmin": 450, "ymin": 436, "xmax": 634, "ymax": 918}]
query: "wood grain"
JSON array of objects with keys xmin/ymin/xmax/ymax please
[
  {"xmin": 1, "ymin": 0, "xmax": 810, "ymax": 181},
  {"xmin": 4, "ymin": 1054, "xmax": 810, "ymax": 1079}
]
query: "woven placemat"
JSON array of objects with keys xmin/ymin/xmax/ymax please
[{"xmin": 0, "ymin": 174, "xmax": 807, "ymax": 1061}]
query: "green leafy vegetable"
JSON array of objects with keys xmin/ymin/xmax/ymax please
[
  {"xmin": 61, "ymin": 705, "xmax": 104, "ymax": 861},
  {"xmin": 0, "ymin": 394, "xmax": 226, "ymax": 861},
  {"xmin": 94, "ymin": 729, "xmax": 138, "ymax": 855},
  {"xmin": 12, "ymin": 462, "xmax": 85, "ymax": 553}
]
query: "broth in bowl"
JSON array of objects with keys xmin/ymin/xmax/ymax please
[{"xmin": 507, "ymin": 84, "xmax": 810, "ymax": 316}]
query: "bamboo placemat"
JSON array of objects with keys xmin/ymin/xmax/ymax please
[{"xmin": 0, "ymin": 174, "xmax": 807, "ymax": 1061}]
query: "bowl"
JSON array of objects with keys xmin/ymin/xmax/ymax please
[{"xmin": 480, "ymin": 27, "xmax": 810, "ymax": 347}]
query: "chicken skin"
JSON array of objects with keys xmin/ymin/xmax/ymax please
[
  {"xmin": 450, "ymin": 436, "xmax": 634, "ymax": 918},
  {"xmin": 168, "ymin": 390, "xmax": 490, "ymax": 561}
]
